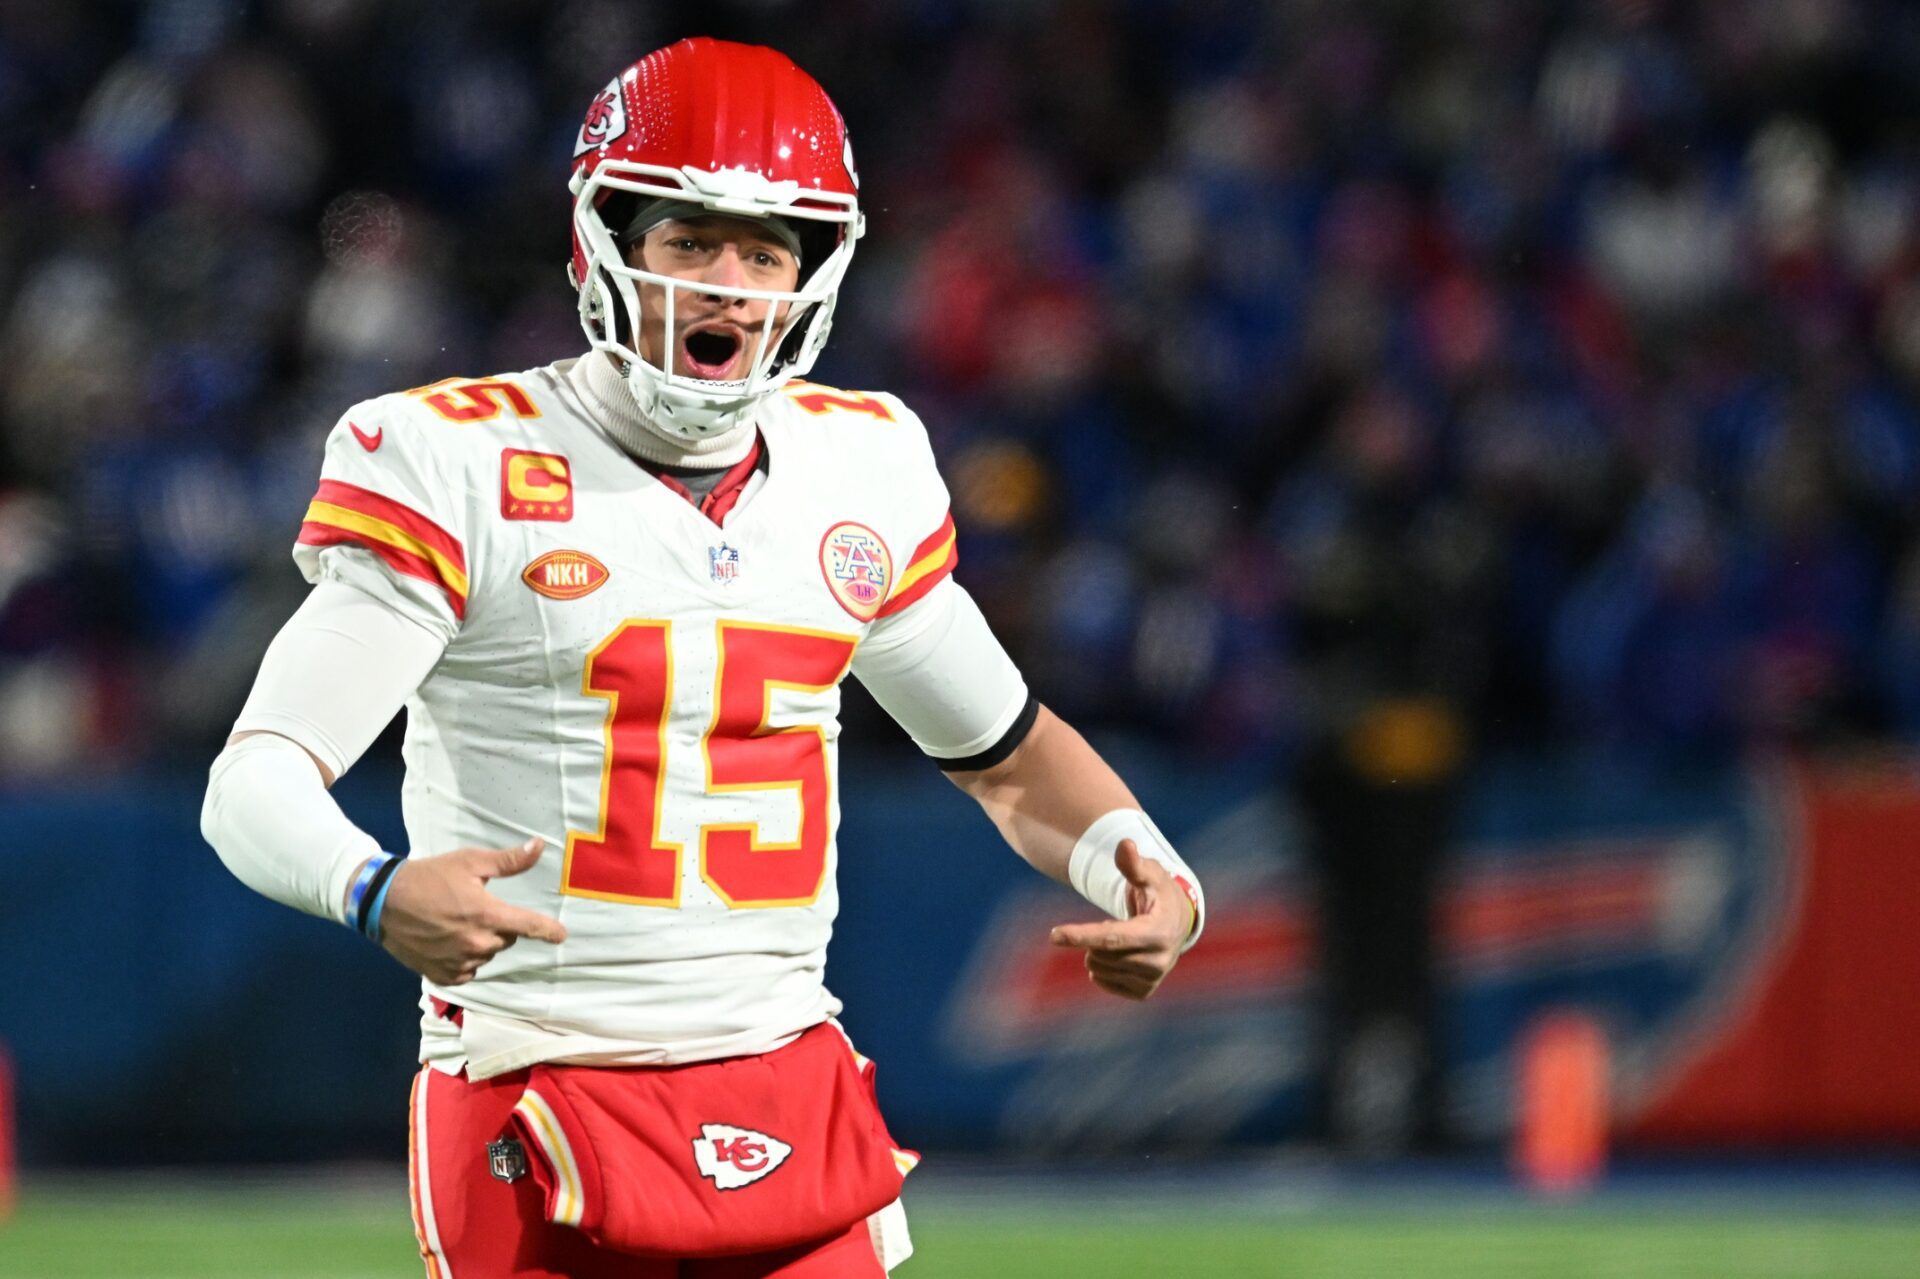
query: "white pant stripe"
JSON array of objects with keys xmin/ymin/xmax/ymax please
[{"xmin": 412, "ymin": 1069, "xmax": 454, "ymax": 1279}]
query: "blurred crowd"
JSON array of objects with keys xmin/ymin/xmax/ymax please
[{"xmin": 2, "ymin": 0, "xmax": 1919, "ymax": 777}]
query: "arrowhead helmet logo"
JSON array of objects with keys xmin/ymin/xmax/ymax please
[
  {"xmin": 574, "ymin": 77, "xmax": 629, "ymax": 157},
  {"xmin": 692, "ymin": 1123, "xmax": 792, "ymax": 1190}
]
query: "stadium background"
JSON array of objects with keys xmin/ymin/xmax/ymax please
[{"xmin": 3, "ymin": 0, "xmax": 1920, "ymax": 1274}]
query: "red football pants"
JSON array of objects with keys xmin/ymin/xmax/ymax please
[{"xmin": 407, "ymin": 1067, "xmax": 886, "ymax": 1279}]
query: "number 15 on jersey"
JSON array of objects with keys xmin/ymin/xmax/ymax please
[{"xmin": 562, "ymin": 620, "xmax": 858, "ymax": 911}]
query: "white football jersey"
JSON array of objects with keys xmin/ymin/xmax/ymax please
[{"xmin": 291, "ymin": 361, "xmax": 960, "ymax": 1079}]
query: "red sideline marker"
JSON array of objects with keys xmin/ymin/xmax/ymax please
[
  {"xmin": 1513, "ymin": 1009, "xmax": 1609, "ymax": 1196},
  {"xmin": 0, "ymin": 1042, "xmax": 14, "ymax": 1222}
]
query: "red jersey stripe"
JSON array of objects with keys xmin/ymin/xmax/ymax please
[
  {"xmin": 875, "ymin": 537, "xmax": 957, "ymax": 618},
  {"xmin": 905, "ymin": 511, "xmax": 956, "ymax": 566},
  {"xmin": 311, "ymin": 480, "xmax": 466, "ymax": 573},
  {"xmin": 298, "ymin": 521, "xmax": 469, "ymax": 620}
]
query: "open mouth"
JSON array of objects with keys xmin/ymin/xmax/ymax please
[{"xmin": 680, "ymin": 326, "xmax": 745, "ymax": 380}]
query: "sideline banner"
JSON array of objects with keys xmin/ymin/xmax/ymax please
[
  {"xmin": 3, "ymin": 749, "xmax": 1917, "ymax": 1162},
  {"xmin": 838, "ymin": 751, "xmax": 1920, "ymax": 1151},
  {"xmin": 1622, "ymin": 758, "xmax": 1920, "ymax": 1146}
]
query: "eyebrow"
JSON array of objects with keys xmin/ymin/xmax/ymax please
[{"xmin": 659, "ymin": 222, "xmax": 791, "ymax": 255}]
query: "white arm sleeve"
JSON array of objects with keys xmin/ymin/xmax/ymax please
[
  {"xmin": 202, "ymin": 580, "xmax": 446, "ymax": 922},
  {"xmin": 851, "ymin": 579, "xmax": 1032, "ymax": 765},
  {"xmin": 201, "ymin": 734, "xmax": 385, "ymax": 923},
  {"xmin": 229, "ymin": 579, "xmax": 447, "ymax": 779}
]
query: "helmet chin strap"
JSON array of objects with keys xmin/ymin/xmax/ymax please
[{"xmin": 572, "ymin": 349, "xmax": 757, "ymax": 469}]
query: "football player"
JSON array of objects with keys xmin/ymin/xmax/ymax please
[{"xmin": 202, "ymin": 37, "xmax": 1204, "ymax": 1279}]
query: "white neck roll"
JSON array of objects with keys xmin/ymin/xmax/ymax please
[{"xmin": 567, "ymin": 351, "xmax": 757, "ymax": 470}]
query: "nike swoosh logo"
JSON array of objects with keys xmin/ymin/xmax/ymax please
[{"xmin": 349, "ymin": 421, "xmax": 383, "ymax": 452}]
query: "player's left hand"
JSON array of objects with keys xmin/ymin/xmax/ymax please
[{"xmin": 1047, "ymin": 839, "xmax": 1195, "ymax": 1001}]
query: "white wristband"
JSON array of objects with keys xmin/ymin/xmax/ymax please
[{"xmin": 1066, "ymin": 808, "xmax": 1205, "ymax": 952}]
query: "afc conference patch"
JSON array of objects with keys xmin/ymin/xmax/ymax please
[{"xmin": 818, "ymin": 522, "xmax": 892, "ymax": 622}]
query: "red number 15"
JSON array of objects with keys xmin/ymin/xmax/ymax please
[{"xmin": 560, "ymin": 621, "xmax": 858, "ymax": 909}]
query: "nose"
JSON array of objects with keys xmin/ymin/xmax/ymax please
[{"xmin": 697, "ymin": 247, "xmax": 749, "ymax": 301}]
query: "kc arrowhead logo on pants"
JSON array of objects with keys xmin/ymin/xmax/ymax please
[{"xmin": 693, "ymin": 1123, "xmax": 792, "ymax": 1190}]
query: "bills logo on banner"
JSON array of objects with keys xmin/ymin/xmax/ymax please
[
  {"xmin": 941, "ymin": 768, "xmax": 1795, "ymax": 1151},
  {"xmin": 693, "ymin": 1124, "xmax": 791, "ymax": 1190},
  {"xmin": 574, "ymin": 78, "xmax": 628, "ymax": 157}
]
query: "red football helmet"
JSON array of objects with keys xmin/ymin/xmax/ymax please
[{"xmin": 567, "ymin": 38, "xmax": 863, "ymax": 440}]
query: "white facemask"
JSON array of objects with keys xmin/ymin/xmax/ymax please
[{"xmin": 568, "ymin": 163, "xmax": 863, "ymax": 446}]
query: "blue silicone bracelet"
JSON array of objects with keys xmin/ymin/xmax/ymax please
[
  {"xmin": 343, "ymin": 852, "xmax": 395, "ymax": 929},
  {"xmin": 362, "ymin": 862, "xmax": 401, "ymax": 942}
]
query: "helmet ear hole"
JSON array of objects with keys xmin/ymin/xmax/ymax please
[
  {"xmin": 593, "ymin": 263, "xmax": 635, "ymax": 348},
  {"xmin": 794, "ymin": 223, "xmax": 839, "ymax": 288},
  {"xmin": 771, "ymin": 303, "xmax": 821, "ymax": 371},
  {"xmin": 599, "ymin": 192, "xmax": 643, "ymax": 260}
]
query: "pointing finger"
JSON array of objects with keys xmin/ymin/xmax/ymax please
[
  {"xmin": 476, "ymin": 837, "xmax": 546, "ymax": 881},
  {"xmin": 1050, "ymin": 919, "xmax": 1162, "ymax": 954},
  {"xmin": 486, "ymin": 902, "xmax": 568, "ymax": 945}
]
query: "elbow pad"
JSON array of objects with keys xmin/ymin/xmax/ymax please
[{"xmin": 202, "ymin": 733, "xmax": 383, "ymax": 923}]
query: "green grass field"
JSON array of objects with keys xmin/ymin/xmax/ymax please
[{"xmin": 3, "ymin": 1178, "xmax": 1918, "ymax": 1278}]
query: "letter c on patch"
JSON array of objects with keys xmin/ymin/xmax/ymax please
[
  {"xmin": 509, "ymin": 454, "xmax": 569, "ymax": 502},
  {"xmin": 501, "ymin": 449, "xmax": 574, "ymax": 521}
]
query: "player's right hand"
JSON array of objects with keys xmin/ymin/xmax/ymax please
[
  {"xmin": 1048, "ymin": 839, "xmax": 1194, "ymax": 1001},
  {"xmin": 377, "ymin": 837, "xmax": 568, "ymax": 985}
]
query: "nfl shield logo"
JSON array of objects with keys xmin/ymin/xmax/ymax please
[
  {"xmin": 709, "ymin": 543, "xmax": 741, "ymax": 584},
  {"xmin": 487, "ymin": 1137, "xmax": 527, "ymax": 1183}
]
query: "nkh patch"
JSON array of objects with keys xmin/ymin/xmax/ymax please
[
  {"xmin": 522, "ymin": 549, "xmax": 609, "ymax": 600},
  {"xmin": 692, "ymin": 1123, "xmax": 792, "ymax": 1191},
  {"xmin": 818, "ymin": 522, "xmax": 892, "ymax": 622},
  {"xmin": 709, "ymin": 542, "xmax": 742, "ymax": 585}
]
